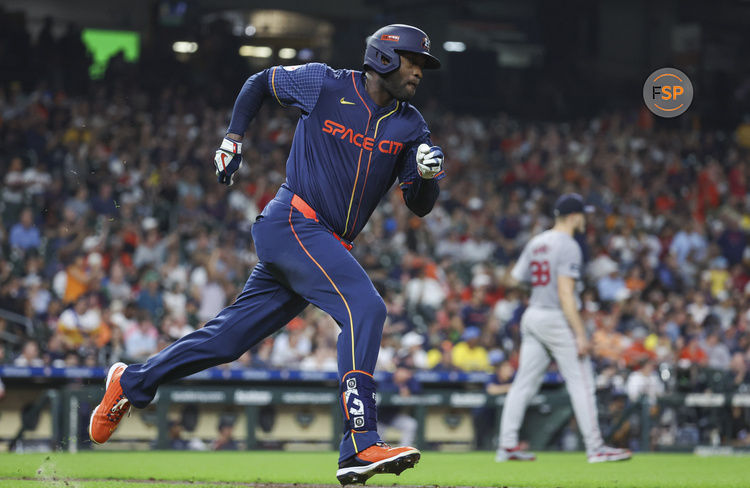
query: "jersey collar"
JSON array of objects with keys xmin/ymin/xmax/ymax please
[{"xmin": 357, "ymin": 71, "xmax": 399, "ymax": 114}]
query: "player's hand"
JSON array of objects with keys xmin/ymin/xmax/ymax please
[
  {"xmin": 214, "ymin": 137, "xmax": 243, "ymax": 186},
  {"xmin": 575, "ymin": 335, "xmax": 590, "ymax": 358},
  {"xmin": 416, "ymin": 143, "xmax": 443, "ymax": 179}
]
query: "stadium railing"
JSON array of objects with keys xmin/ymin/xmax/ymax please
[{"xmin": 2, "ymin": 366, "xmax": 748, "ymax": 453}]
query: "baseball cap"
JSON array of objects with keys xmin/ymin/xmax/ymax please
[
  {"xmin": 553, "ymin": 193, "xmax": 595, "ymax": 217},
  {"xmin": 462, "ymin": 327, "xmax": 481, "ymax": 341},
  {"xmin": 402, "ymin": 331, "xmax": 425, "ymax": 348},
  {"xmin": 142, "ymin": 217, "xmax": 158, "ymax": 231}
]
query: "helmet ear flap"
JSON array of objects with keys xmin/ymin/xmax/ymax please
[{"xmin": 369, "ymin": 46, "xmax": 398, "ymax": 73}]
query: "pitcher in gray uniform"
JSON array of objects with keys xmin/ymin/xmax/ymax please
[{"xmin": 495, "ymin": 193, "xmax": 632, "ymax": 463}]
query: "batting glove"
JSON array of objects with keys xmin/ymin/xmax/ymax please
[
  {"xmin": 416, "ymin": 143, "xmax": 444, "ymax": 179},
  {"xmin": 214, "ymin": 137, "xmax": 243, "ymax": 186}
]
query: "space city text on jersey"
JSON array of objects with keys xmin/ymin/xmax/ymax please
[{"xmin": 322, "ymin": 119, "xmax": 405, "ymax": 155}]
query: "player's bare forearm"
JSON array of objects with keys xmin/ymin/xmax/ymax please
[
  {"xmin": 226, "ymin": 133, "xmax": 243, "ymax": 142},
  {"xmin": 558, "ymin": 275, "xmax": 586, "ymax": 340},
  {"xmin": 503, "ymin": 270, "xmax": 526, "ymax": 291}
]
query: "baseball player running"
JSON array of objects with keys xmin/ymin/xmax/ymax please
[
  {"xmin": 496, "ymin": 194, "xmax": 631, "ymax": 463},
  {"xmin": 88, "ymin": 24, "xmax": 445, "ymax": 484}
]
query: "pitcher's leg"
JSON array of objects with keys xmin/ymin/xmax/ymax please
[
  {"xmin": 551, "ymin": 345, "xmax": 604, "ymax": 453},
  {"xmin": 499, "ymin": 331, "xmax": 550, "ymax": 449},
  {"xmin": 120, "ymin": 262, "xmax": 307, "ymax": 407}
]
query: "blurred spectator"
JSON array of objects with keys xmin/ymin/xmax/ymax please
[
  {"xmin": 592, "ymin": 314, "xmax": 626, "ymax": 366},
  {"xmin": 2, "ymin": 157, "xmax": 25, "ymax": 223},
  {"xmin": 729, "ymin": 353, "xmax": 748, "ymax": 390},
  {"xmin": 9, "ymin": 207, "xmax": 40, "ymax": 251},
  {"xmin": 452, "ymin": 327, "xmax": 490, "ymax": 371},
  {"xmin": 703, "ymin": 254, "xmax": 730, "ymax": 299},
  {"xmin": 157, "ymin": 420, "xmax": 188, "ymax": 451},
  {"xmin": 486, "ymin": 360, "xmax": 515, "ymax": 396},
  {"xmin": 703, "ymin": 333, "xmax": 732, "ymax": 370},
  {"xmin": 377, "ymin": 364, "xmax": 420, "ymax": 447},
  {"xmin": 212, "ymin": 417, "xmax": 238, "ymax": 451},
  {"xmin": 597, "ymin": 263, "xmax": 628, "ymax": 303},
  {"xmin": 299, "ymin": 344, "xmax": 338, "ymax": 372},
  {"xmin": 13, "ymin": 340, "xmax": 43, "ymax": 367},
  {"xmin": 669, "ymin": 221, "xmax": 708, "ymax": 265},
  {"xmin": 679, "ymin": 336, "xmax": 709, "ymax": 367},
  {"xmin": 57, "ymin": 295, "xmax": 104, "ymax": 350},
  {"xmin": 133, "ymin": 218, "xmax": 168, "ymax": 270},
  {"xmin": 622, "ymin": 328, "xmax": 656, "ymax": 369},
  {"xmin": 270, "ymin": 318, "xmax": 312, "ymax": 368},
  {"xmin": 686, "ymin": 292, "xmax": 710, "ymax": 326},
  {"xmin": 104, "ymin": 262, "xmax": 132, "ymax": 302},
  {"xmin": 626, "ymin": 359, "xmax": 664, "ymax": 404},
  {"xmin": 399, "ymin": 331, "xmax": 428, "ymax": 370},
  {"xmin": 492, "ymin": 287, "xmax": 521, "ymax": 329},
  {"xmin": 124, "ymin": 315, "xmax": 158, "ymax": 362},
  {"xmin": 404, "ymin": 262, "xmax": 445, "ymax": 318},
  {"xmin": 62, "ymin": 253, "xmax": 90, "ymax": 305},
  {"xmin": 460, "ymin": 288, "xmax": 491, "ymax": 330},
  {"xmin": 43, "ymin": 334, "xmax": 66, "ymax": 367},
  {"xmin": 136, "ymin": 270, "xmax": 164, "ymax": 321},
  {"xmin": 730, "ymin": 407, "xmax": 749, "ymax": 446},
  {"xmin": 427, "ymin": 340, "xmax": 459, "ymax": 372},
  {"xmin": 717, "ymin": 219, "xmax": 746, "ymax": 266}
]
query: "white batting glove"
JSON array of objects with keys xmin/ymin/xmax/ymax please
[
  {"xmin": 214, "ymin": 138, "xmax": 243, "ymax": 186},
  {"xmin": 416, "ymin": 143, "xmax": 444, "ymax": 179}
]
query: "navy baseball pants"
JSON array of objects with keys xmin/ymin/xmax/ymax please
[{"xmin": 120, "ymin": 185, "xmax": 385, "ymax": 461}]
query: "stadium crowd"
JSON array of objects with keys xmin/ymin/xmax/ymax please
[
  {"xmin": 2, "ymin": 82, "xmax": 749, "ymax": 398},
  {"xmin": 1, "ymin": 12, "xmax": 750, "ymax": 415}
]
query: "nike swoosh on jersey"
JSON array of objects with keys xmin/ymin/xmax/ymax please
[{"xmin": 340, "ymin": 97, "xmax": 355, "ymax": 105}]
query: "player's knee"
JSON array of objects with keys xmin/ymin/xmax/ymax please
[
  {"xmin": 363, "ymin": 295, "xmax": 387, "ymax": 326},
  {"xmin": 216, "ymin": 344, "xmax": 247, "ymax": 364}
]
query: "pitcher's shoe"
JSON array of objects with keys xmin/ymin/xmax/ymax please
[
  {"xmin": 587, "ymin": 446, "xmax": 632, "ymax": 463},
  {"xmin": 336, "ymin": 443, "xmax": 420, "ymax": 485},
  {"xmin": 88, "ymin": 362, "xmax": 131, "ymax": 444},
  {"xmin": 495, "ymin": 445, "xmax": 537, "ymax": 462}
]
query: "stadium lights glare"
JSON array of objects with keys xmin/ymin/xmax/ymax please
[
  {"xmin": 245, "ymin": 25, "xmax": 256, "ymax": 36},
  {"xmin": 172, "ymin": 41, "xmax": 198, "ymax": 54},
  {"xmin": 443, "ymin": 41, "xmax": 466, "ymax": 52},
  {"xmin": 239, "ymin": 45, "xmax": 273, "ymax": 58},
  {"xmin": 278, "ymin": 48, "xmax": 297, "ymax": 59}
]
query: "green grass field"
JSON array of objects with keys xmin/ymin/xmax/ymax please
[{"xmin": 1, "ymin": 451, "xmax": 749, "ymax": 488}]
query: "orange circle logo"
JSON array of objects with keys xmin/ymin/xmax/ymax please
[{"xmin": 643, "ymin": 68, "xmax": 693, "ymax": 118}]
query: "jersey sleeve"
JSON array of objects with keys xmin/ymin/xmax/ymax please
[
  {"xmin": 267, "ymin": 63, "xmax": 328, "ymax": 115},
  {"xmin": 511, "ymin": 246, "xmax": 531, "ymax": 283},
  {"xmin": 557, "ymin": 239, "xmax": 583, "ymax": 279}
]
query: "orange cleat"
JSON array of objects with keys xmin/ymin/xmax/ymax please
[
  {"xmin": 88, "ymin": 362, "xmax": 131, "ymax": 445},
  {"xmin": 336, "ymin": 443, "xmax": 420, "ymax": 485}
]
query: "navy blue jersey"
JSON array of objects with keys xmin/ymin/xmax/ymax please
[{"xmin": 228, "ymin": 63, "xmax": 445, "ymax": 240}]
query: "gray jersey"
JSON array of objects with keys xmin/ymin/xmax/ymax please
[{"xmin": 511, "ymin": 230, "xmax": 582, "ymax": 310}]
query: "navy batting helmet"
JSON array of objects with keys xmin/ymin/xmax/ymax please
[{"xmin": 364, "ymin": 24, "xmax": 441, "ymax": 74}]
